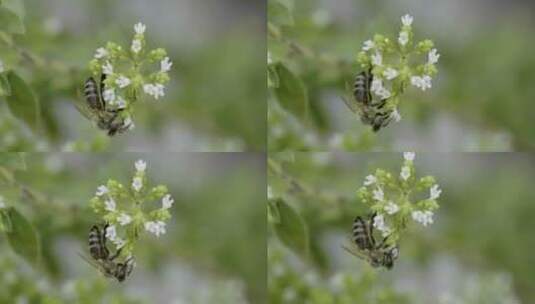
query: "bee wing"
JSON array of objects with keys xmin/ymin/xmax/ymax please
[
  {"xmin": 342, "ymin": 237, "xmax": 372, "ymax": 262},
  {"xmin": 73, "ymin": 88, "xmax": 99, "ymax": 122},
  {"xmin": 341, "ymin": 82, "xmax": 360, "ymax": 114},
  {"xmin": 77, "ymin": 251, "xmax": 102, "ymax": 271}
]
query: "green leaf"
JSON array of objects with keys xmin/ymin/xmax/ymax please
[
  {"xmin": 0, "ymin": 209, "xmax": 12, "ymax": 232},
  {"xmin": 0, "ymin": 6, "xmax": 24, "ymax": 34},
  {"xmin": 267, "ymin": 199, "xmax": 280, "ymax": 223},
  {"xmin": 268, "ymin": 0, "xmax": 294, "ymax": 27},
  {"xmin": 273, "ymin": 63, "xmax": 308, "ymax": 120},
  {"xmin": 267, "ymin": 64, "xmax": 279, "ymax": 88},
  {"xmin": 4, "ymin": 207, "xmax": 40, "ymax": 265},
  {"xmin": 0, "ymin": 73, "xmax": 10, "ymax": 96},
  {"xmin": 271, "ymin": 198, "xmax": 309, "ymax": 257},
  {"xmin": 5, "ymin": 71, "xmax": 40, "ymax": 131}
]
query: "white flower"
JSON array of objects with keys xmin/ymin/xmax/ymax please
[
  {"xmin": 131, "ymin": 39, "xmax": 142, "ymax": 53},
  {"xmin": 144, "ymin": 221, "xmax": 166, "ymax": 237},
  {"xmin": 398, "ymin": 31, "xmax": 409, "ymax": 46},
  {"xmin": 0, "ymin": 59, "xmax": 4, "ymax": 73},
  {"xmin": 400, "ymin": 166, "xmax": 411, "ymax": 180},
  {"xmin": 117, "ymin": 213, "xmax": 132, "ymax": 226},
  {"xmin": 162, "ymin": 194, "xmax": 174, "ymax": 209},
  {"xmin": 160, "ymin": 57, "xmax": 172, "ymax": 73},
  {"xmin": 373, "ymin": 214, "xmax": 390, "ymax": 236},
  {"xmin": 116, "ymin": 75, "xmax": 131, "ymax": 88},
  {"xmin": 134, "ymin": 22, "xmax": 146, "ymax": 34},
  {"xmin": 135, "ymin": 159, "xmax": 147, "ymax": 172},
  {"xmin": 267, "ymin": 52, "xmax": 273, "ymax": 64},
  {"xmin": 392, "ymin": 108, "xmax": 402, "ymax": 122},
  {"xmin": 143, "ymin": 83, "xmax": 165, "ymax": 99},
  {"xmin": 94, "ymin": 48, "xmax": 108, "ymax": 59},
  {"xmin": 102, "ymin": 89, "xmax": 115, "ymax": 102},
  {"xmin": 401, "ymin": 14, "xmax": 414, "ymax": 26},
  {"xmin": 0, "ymin": 196, "xmax": 5, "ymax": 208},
  {"xmin": 376, "ymin": 87, "xmax": 391, "ymax": 99},
  {"xmin": 383, "ymin": 68, "xmax": 399, "ymax": 80},
  {"xmin": 428, "ymin": 48, "xmax": 440, "ymax": 65},
  {"xmin": 132, "ymin": 177, "xmax": 143, "ymax": 192},
  {"xmin": 370, "ymin": 78, "xmax": 383, "ymax": 93},
  {"xmin": 363, "ymin": 175, "xmax": 377, "ymax": 186},
  {"xmin": 105, "ymin": 225, "xmax": 117, "ymax": 240},
  {"xmin": 371, "ymin": 51, "xmax": 382, "ymax": 66},
  {"xmin": 96, "ymin": 185, "xmax": 108, "ymax": 196},
  {"xmin": 104, "ymin": 198, "xmax": 116, "ymax": 212},
  {"xmin": 372, "ymin": 187, "xmax": 384, "ymax": 202},
  {"xmin": 384, "ymin": 201, "xmax": 399, "ymax": 215},
  {"xmin": 411, "ymin": 75, "xmax": 432, "ymax": 91},
  {"xmin": 116, "ymin": 96, "xmax": 127, "ymax": 109},
  {"xmin": 404, "ymin": 152, "xmax": 415, "ymax": 161},
  {"xmin": 124, "ymin": 116, "xmax": 135, "ymax": 130},
  {"xmin": 362, "ymin": 40, "xmax": 375, "ymax": 51},
  {"xmin": 430, "ymin": 184, "xmax": 442, "ymax": 200},
  {"xmin": 112, "ymin": 237, "xmax": 126, "ymax": 249},
  {"xmin": 412, "ymin": 210, "xmax": 434, "ymax": 226},
  {"xmin": 102, "ymin": 61, "xmax": 113, "ymax": 75}
]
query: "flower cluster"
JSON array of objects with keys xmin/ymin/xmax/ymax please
[
  {"xmin": 89, "ymin": 159, "xmax": 173, "ymax": 257},
  {"xmin": 88, "ymin": 22, "xmax": 172, "ymax": 131},
  {"xmin": 356, "ymin": 152, "xmax": 441, "ymax": 243},
  {"xmin": 356, "ymin": 14, "xmax": 440, "ymax": 122}
]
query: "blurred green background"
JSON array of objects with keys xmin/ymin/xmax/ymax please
[
  {"xmin": 268, "ymin": 152, "xmax": 535, "ymax": 303},
  {"xmin": 268, "ymin": 0, "xmax": 535, "ymax": 151},
  {"xmin": 0, "ymin": 152, "xmax": 265, "ymax": 303},
  {"xmin": 0, "ymin": 0, "xmax": 265, "ymax": 151}
]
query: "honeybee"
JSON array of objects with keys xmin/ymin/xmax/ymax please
[
  {"xmin": 76, "ymin": 74, "xmax": 132, "ymax": 136},
  {"xmin": 342, "ymin": 213, "xmax": 399, "ymax": 269},
  {"xmin": 342, "ymin": 69, "xmax": 397, "ymax": 132},
  {"xmin": 78, "ymin": 224, "xmax": 135, "ymax": 282}
]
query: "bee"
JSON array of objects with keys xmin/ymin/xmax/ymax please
[
  {"xmin": 342, "ymin": 69, "xmax": 397, "ymax": 132},
  {"xmin": 79, "ymin": 224, "xmax": 135, "ymax": 282},
  {"xmin": 76, "ymin": 74, "xmax": 132, "ymax": 136},
  {"xmin": 342, "ymin": 213, "xmax": 399, "ymax": 269}
]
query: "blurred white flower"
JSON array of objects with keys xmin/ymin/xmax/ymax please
[
  {"xmin": 371, "ymin": 51, "xmax": 383, "ymax": 66},
  {"xmin": 430, "ymin": 184, "xmax": 442, "ymax": 200},
  {"xmin": 116, "ymin": 96, "xmax": 127, "ymax": 109},
  {"xmin": 116, "ymin": 75, "xmax": 131, "ymax": 88},
  {"xmin": 404, "ymin": 152, "xmax": 415, "ymax": 161},
  {"xmin": 132, "ymin": 177, "xmax": 143, "ymax": 192},
  {"xmin": 398, "ymin": 31, "xmax": 409, "ymax": 46},
  {"xmin": 362, "ymin": 40, "xmax": 375, "ymax": 51},
  {"xmin": 160, "ymin": 57, "xmax": 172, "ymax": 73},
  {"xmin": 144, "ymin": 220, "xmax": 166, "ymax": 237},
  {"xmin": 105, "ymin": 225, "xmax": 117, "ymax": 240},
  {"xmin": 411, "ymin": 75, "xmax": 432, "ymax": 91},
  {"xmin": 0, "ymin": 196, "xmax": 5, "ymax": 209},
  {"xmin": 383, "ymin": 68, "xmax": 399, "ymax": 80},
  {"xmin": 384, "ymin": 201, "xmax": 399, "ymax": 215},
  {"xmin": 131, "ymin": 39, "xmax": 142, "ymax": 53},
  {"xmin": 94, "ymin": 48, "xmax": 107, "ymax": 59},
  {"xmin": 412, "ymin": 210, "xmax": 434, "ymax": 226},
  {"xmin": 102, "ymin": 89, "xmax": 115, "ymax": 102},
  {"xmin": 282, "ymin": 288, "xmax": 297, "ymax": 302},
  {"xmin": 104, "ymin": 198, "xmax": 116, "ymax": 212},
  {"xmin": 143, "ymin": 83, "xmax": 165, "ymax": 99},
  {"xmin": 112, "ymin": 237, "xmax": 126, "ymax": 249},
  {"xmin": 162, "ymin": 194, "xmax": 174, "ymax": 209},
  {"xmin": 124, "ymin": 116, "xmax": 135, "ymax": 130},
  {"xmin": 370, "ymin": 78, "xmax": 383, "ymax": 93},
  {"xmin": 373, "ymin": 214, "xmax": 390, "ymax": 234},
  {"xmin": 96, "ymin": 185, "xmax": 108, "ymax": 196},
  {"xmin": 135, "ymin": 159, "xmax": 147, "ymax": 172},
  {"xmin": 363, "ymin": 175, "xmax": 377, "ymax": 186},
  {"xmin": 134, "ymin": 22, "xmax": 146, "ymax": 34},
  {"xmin": 118, "ymin": 213, "xmax": 132, "ymax": 226},
  {"xmin": 373, "ymin": 187, "xmax": 384, "ymax": 201},
  {"xmin": 267, "ymin": 52, "xmax": 273, "ymax": 64},
  {"xmin": 392, "ymin": 108, "xmax": 402, "ymax": 122},
  {"xmin": 102, "ymin": 61, "xmax": 113, "ymax": 75},
  {"xmin": 400, "ymin": 166, "xmax": 411, "ymax": 180},
  {"xmin": 401, "ymin": 14, "xmax": 414, "ymax": 26},
  {"xmin": 376, "ymin": 87, "xmax": 391, "ymax": 99},
  {"xmin": 428, "ymin": 48, "xmax": 440, "ymax": 65}
]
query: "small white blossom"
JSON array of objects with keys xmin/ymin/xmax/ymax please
[
  {"xmin": 162, "ymin": 194, "xmax": 174, "ymax": 209},
  {"xmin": 105, "ymin": 225, "xmax": 117, "ymax": 240},
  {"xmin": 117, "ymin": 213, "xmax": 132, "ymax": 226},
  {"xmin": 373, "ymin": 187, "xmax": 384, "ymax": 202},
  {"xmin": 430, "ymin": 184, "xmax": 442, "ymax": 200},
  {"xmin": 363, "ymin": 175, "xmax": 377, "ymax": 186},
  {"xmin": 96, "ymin": 185, "xmax": 108, "ymax": 196},
  {"xmin": 143, "ymin": 83, "xmax": 165, "ymax": 99},
  {"xmin": 362, "ymin": 40, "xmax": 375, "ymax": 51},
  {"xmin": 131, "ymin": 39, "xmax": 142, "ymax": 53},
  {"xmin": 411, "ymin": 75, "xmax": 432, "ymax": 91},
  {"xmin": 404, "ymin": 152, "xmax": 416, "ymax": 161},
  {"xmin": 373, "ymin": 214, "xmax": 390, "ymax": 236},
  {"xmin": 383, "ymin": 68, "xmax": 399, "ymax": 80},
  {"xmin": 102, "ymin": 61, "xmax": 113, "ymax": 75},
  {"xmin": 412, "ymin": 210, "xmax": 434, "ymax": 226},
  {"xmin": 401, "ymin": 14, "xmax": 414, "ymax": 26},
  {"xmin": 116, "ymin": 96, "xmax": 127, "ymax": 109},
  {"xmin": 428, "ymin": 48, "xmax": 440, "ymax": 65},
  {"xmin": 94, "ymin": 48, "xmax": 108, "ymax": 59},
  {"xmin": 144, "ymin": 221, "xmax": 166, "ymax": 237},
  {"xmin": 392, "ymin": 108, "xmax": 402, "ymax": 122},
  {"xmin": 135, "ymin": 159, "xmax": 147, "ymax": 172},
  {"xmin": 104, "ymin": 198, "xmax": 116, "ymax": 212},
  {"xmin": 116, "ymin": 75, "xmax": 131, "ymax": 88},
  {"xmin": 134, "ymin": 22, "xmax": 146, "ymax": 35},
  {"xmin": 132, "ymin": 177, "xmax": 143, "ymax": 192},
  {"xmin": 398, "ymin": 31, "xmax": 409, "ymax": 46},
  {"xmin": 160, "ymin": 57, "xmax": 172, "ymax": 73},
  {"xmin": 371, "ymin": 51, "xmax": 382, "ymax": 66},
  {"xmin": 384, "ymin": 201, "xmax": 399, "ymax": 215},
  {"xmin": 267, "ymin": 52, "xmax": 273, "ymax": 64},
  {"xmin": 102, "ymin": 89, "xmax": 115, "ymax": 102},
  {"xmin": 376, "ymin": 87, "xmax": 391, "ymax": 99},
  {"xmin": 112, "ymin": 237, "xmax": 126, "ymax": 249},
  {"xmin": 400, "ymin": 166, "xmax": 411, "ymax": 180},
  {"xmin": 124, "ymin": 116, "xmax": 135, "ymax": 130}
]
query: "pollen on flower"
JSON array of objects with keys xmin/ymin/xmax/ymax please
[
  {"xmin": 160, "ymin": 57, "xmax": 172, "ymax": 73},
  {"xmin": 118, "ymin": 213, "xmax": 132, "ymax": 226},
  {"xmin": 162, "ymin": 194, "xmax": 174, "ymax": 209},
  {"xmin": 135, "ymin": 159, "xmax": 147, "ymax": 172},
  {"xmin": 144, "ymin": 221, "xmax": 166, "ymax": 237},
  {"xmin": 96, "ymin": 185, "xmax": 108, "ymax": 196},
  {"xmin": 132, "ymin": 177, "xmax": 143, "ymax": 192}
]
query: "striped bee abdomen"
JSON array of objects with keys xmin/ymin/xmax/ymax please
[
  {"xmin": 352, "ymin": 216, "xmax": 374, "ymax": 250},
  {"xmin": 84, "ymin": 77, "xmax": 104, "ymax": 110},
  {"xmin": 353, "ymin": 70, "xmax": 372, "ymax": 105},
  {"xmin": 89, "ymin": 225, "xmax": 109, "ymax": 260}
]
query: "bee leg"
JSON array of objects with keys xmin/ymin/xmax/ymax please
[{"xmin": 109, "ymin": 247, "xmax": 123, "ymax": 261}]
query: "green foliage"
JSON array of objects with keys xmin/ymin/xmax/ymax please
[
  {"xmin": 5, "ymin": 71, "xmax": 40, "ymax": 132},
  {"xmin": 272, "ymin": 63, "xmax": 309, "ymax": 120},
  {"xmin": 269, "ymin": 198, "xmax": 309, "ymax": 257},
  {"xmin": 1, "ymin": 207, "xmax": 40, "ymax": 265}
]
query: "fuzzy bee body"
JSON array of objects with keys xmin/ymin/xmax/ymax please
[{"xmin": 343, "ymin": 213, "xmax": 399, "ymax": 269}]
